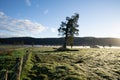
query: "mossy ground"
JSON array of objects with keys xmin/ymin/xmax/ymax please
[
  {"xmin": 0, "ymin": 46, "xmax": 120, "ymax": 80},
  {"xmin": 21, "ymin": 47, "xmax": 120, "ymax": 80}
]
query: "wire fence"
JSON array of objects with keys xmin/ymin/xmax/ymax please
[{"xmin": 0, "ymin": 49, "xmax": 30, "ymax": 80}]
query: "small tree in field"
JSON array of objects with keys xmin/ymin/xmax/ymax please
[{"xmin": 58, "ymin": 13, "xmax": 79, "ymax": 49}]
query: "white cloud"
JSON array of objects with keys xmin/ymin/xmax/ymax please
[
  {"xmin": 25, "ymin": 0, "xmax": 31, "ymax": 6},
  {"xmin": 44, "ymin": 9, "xmax": 49, "ymax": 15},
  {"xmin": 0, "ymin": 11, "xmax": 46, "ymax": 38},
  {"xmin": 51, "ymin": 28, "xmax": 57, "ymax": 33},
  {"xmin": 0, "ymin": 12, "xmax": 8, "ymax": 18}
]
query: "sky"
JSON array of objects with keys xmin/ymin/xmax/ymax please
[{"xmin": 0, "ymin": 0, "xmax": 120, "ymax": 38}]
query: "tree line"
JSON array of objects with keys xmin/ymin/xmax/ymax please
[{"xmin": 1, "ymin": 37, "xmax": 120, "ymax": 46}]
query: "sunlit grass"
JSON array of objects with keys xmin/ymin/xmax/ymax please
[
  {"xmin": 22, "ymin": 47, "xmax": 120, "ymax": 80},
  {"xmin": 0, "ymin": 46, "xmax": 120, "ymax": 80}
]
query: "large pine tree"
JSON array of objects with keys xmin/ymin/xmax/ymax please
[{"xmin": 58, "ymin": 13, "xmax": 79, "ymax": 49}]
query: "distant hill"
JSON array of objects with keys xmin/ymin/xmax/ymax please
[{"xmin": 1, "ymin": 37, "xmax": 120, "ymax": 46}]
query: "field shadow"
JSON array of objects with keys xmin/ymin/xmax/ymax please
[{"xmin": 42, "ymin": 48, "xmax": 79, "ymax": 53}]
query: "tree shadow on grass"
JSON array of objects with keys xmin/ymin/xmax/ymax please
[{"xmin": 42, "ymin": 47, "xmax": 79, "ymax": 53}]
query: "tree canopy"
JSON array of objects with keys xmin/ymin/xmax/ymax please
[{"xmin": 58, "ymin": 13, "xmax": 79, "ymax": 49}]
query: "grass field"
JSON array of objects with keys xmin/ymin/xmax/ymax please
[
  {"xmin": 0, "ymin": 46, "xmax": 120, "ymax": 80},
  {"xmin": 0, "ymin": 46, "xmax": 28, "ymax": 80},
  {"xmin": 21, "ymin": 47, "xmax": 120, "ymax": 80}
]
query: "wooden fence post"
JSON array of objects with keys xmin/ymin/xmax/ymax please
[
  {"xmin": 5, "ymin": 70, "xmax": 8, "ymax": 80},
  {"xmin": 15, "ymin": 57, "xmax": 23, "ymax": 80}
]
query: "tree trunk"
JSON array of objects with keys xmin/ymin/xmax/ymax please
[
  {"xmin": 63, "ymin": 37, "xmax": 67, "ymax": 49},
  {"xmin": 63, "ymin": 28, "xmax": 68, "ymax": 49},
  {"xmin": 63, "ymin": 22, "xmax": 69, "ymax": 49}
]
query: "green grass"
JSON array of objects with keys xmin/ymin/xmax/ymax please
[
  {"xmin": 21, "ymin": 47, "xmax": 120, "ymax": 80},
  {"xmin": 0, "ymin": 46, "xmax": 120, "ymax": 80},
  {"xmin": 0, "ymin": 47, "xmax": 28, "ymax": 80},
  {"xmin": 0, "ymin": 48, "xmax": 25, "ymax": 60},
  {"xmin": 21, "ymin": 52, "xmax": 33, "ymax": 80}
]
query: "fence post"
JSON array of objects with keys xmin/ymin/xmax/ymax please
[
  {"xmin": 5, "ymin": 70, "xmax": 8, "ymax": 80},
  {"xmin": 15, "ymin": 57, "xmax": 23, "ymax": 80}
]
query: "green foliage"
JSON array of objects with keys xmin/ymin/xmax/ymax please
[
  {"xmin": 58, "ymin": 13, "xmax": 79, "ymax": 48},
  {"xmin": 58, "ymin": 13, "xmax": 79, "ymax": 36}
]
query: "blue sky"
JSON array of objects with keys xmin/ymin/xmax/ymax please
[{"xmin": 0, "ymin": 0, "xmax": 120, "ymax": 38}]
